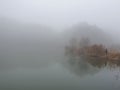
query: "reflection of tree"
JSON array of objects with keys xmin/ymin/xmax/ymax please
[
  {"xmin": 65, "ymin": 55, "xmax": 120, "ymax": 77},
  {"xmin": 83, "ymin": 56, "xmax": 120, "ymax": 69},
  {"xmin": 65, "ymin": 56, "xmax": 100, "ymax": 77},
  {"xmin": 86, "ymin": 57, "xmax": 107, "ymax": 68},
  {"xmin": 107, "ymin": 60, "xmax": 120, "ymax": 68}
]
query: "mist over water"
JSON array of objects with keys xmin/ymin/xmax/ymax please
[
  {"xmin": 0, "ymin": 0, "xmax": 120, "ymax": 90},
  {"xmin": 0, "ymin": 18, "xmax": 120, "ymax": 90}
]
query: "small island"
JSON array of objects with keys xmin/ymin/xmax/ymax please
[{"xmin": 65, "ymin": 37, "xmax": 120, "ymax": 61}]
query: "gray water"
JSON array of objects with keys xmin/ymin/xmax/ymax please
[{"xmin": 0, "ymin": 56, "xmax": 120, "ymax": 90}]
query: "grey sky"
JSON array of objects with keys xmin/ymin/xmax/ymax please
[{"xmin": 0, "ymin": 0, "xmax": 120, "ymax": 33}]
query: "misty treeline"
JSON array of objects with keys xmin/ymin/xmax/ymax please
[{"xmin": 0, "ymin": 18, "xmax": 119, "ymax": 69}]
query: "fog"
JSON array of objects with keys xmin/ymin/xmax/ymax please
[
  {"xmin": 0, "ymin": 0, "xmax": 120, "ymax": 89},
  {"xmin": 0, "ymin": 17, "xmax": 64, "ymax": 69},
  {"xmin": 0, "ymin": 0, "xmax": 120, "ymax": 31},
  {"xmin": 0, "ymin": 0, "xmax": 120, "ymax": 36}
]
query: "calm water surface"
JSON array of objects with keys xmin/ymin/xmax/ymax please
[{"xmin": 0, "ymin": 56, "xmax": 120, "ymax": 90}]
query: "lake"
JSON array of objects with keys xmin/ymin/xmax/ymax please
[{"xmin": 0, "ymin": 56, "xmax": 120, "ymax": 90}]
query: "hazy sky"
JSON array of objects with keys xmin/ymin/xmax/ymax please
[{"xmin": 0, "ymin": 0, "xmax": 120, "ymax": 33}]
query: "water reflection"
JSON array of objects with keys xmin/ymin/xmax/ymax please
[
  {"xmin": 65, "ymin": 55, "xmax": 120, "ymax": 77},
  {"xmin": 86, "ymin": 56, "xmax": 120, "ymax": 69},
  {"xmin": 65, "ymin": 56, "xmax": 100, "ymax": 77}
]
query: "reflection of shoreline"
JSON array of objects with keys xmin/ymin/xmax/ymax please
[
  {"xmin": 64, "ymin": 56, "xmax": 100, "ymax": 77},
  {"xmin": 65, "ymin": 55, "xmax": 120, "ymax": 77},
  {"xmin": 66, "ymin": 53, "xmax": 120, "ymax": 68},
  {"xmin": 83, "ymin": 56, "xmax": 120, "ymax": 69}
]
